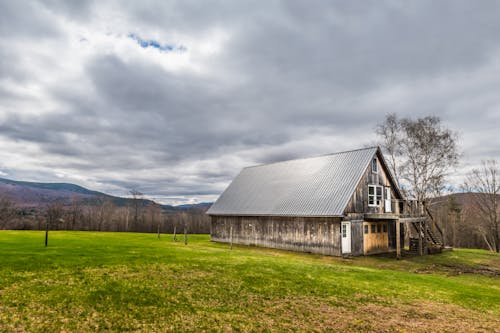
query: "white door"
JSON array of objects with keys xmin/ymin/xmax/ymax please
[
  {"xmin": 341, "ymin": 221, "xmax": 351, "ymax": 254},
  {"xmin": 385, "ymin": 187, "xmax": 392, "ymax": 213}
]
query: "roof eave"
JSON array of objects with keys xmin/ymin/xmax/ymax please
[{"xmin": 207, "ymin": 213, "xmax": 344, "ymax": 218}]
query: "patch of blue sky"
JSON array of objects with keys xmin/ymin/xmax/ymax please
[{"xmin": 129, "ymin": 33, "xmax": 186, "ymax": 52}]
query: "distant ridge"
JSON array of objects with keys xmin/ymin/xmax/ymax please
[
  {"xmin": 174, "ymin": 202, "xmax": 213, "ymax": 210},
  {"xmin": 0, "ymin": 177, "xmax": 210, "ymax": 211},
  {"xmin": 0, "ymin": 177, "xmax": 107, "ymax": 196}
]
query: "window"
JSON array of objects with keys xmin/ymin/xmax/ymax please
[
  {"xmin": 342, "ymin": 224, "xmax": 347, "ymax": 238},
  {"xmin": 364, "ymin": 225, "xmax": 369, "ymax": 234},
  {"xmin": 371, "ymin": 224, "xmax": 376, "ymax": 233},
  {"xmin": 383, "ymin": 223, "xmax": 387, "ymax": 233},
  {"xmin": 377, "ymin": 224, "xmax": 381, "ymax": 233},
  {"xmin": 368, "ymin": 185, "xmax": 383, "ymax": 206},
  {"xmin": 372, "ymin": 158, "xmax": 378, "ymax": 173}
]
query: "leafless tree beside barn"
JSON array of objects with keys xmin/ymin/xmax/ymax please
[
  {"xmin": 376, "ymin": 114, "xmax": 459, "ymax": 204},
  {"xmin": 377, "ymin": 114, "xmax": 459, "ymax": 247},
  {"xmin": 464, "ymin": 160, "xmax": 500, "ymax": 252}
]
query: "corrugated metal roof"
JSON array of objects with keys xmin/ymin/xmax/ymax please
[{"xmin": 207, "ymin": 147, "xmax": 379, "ymax": 217}]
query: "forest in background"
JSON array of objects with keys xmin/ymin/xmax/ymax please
[{"xmin": 0, "ymin": 191, "xmax": 211, "ymax": 234}]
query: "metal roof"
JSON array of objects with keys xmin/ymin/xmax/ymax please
[{"xmin": 207, "ymin": 147, "xmax": 379, "ymax": 217}]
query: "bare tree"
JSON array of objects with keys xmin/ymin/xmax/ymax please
[
  {"xmin": 146, "ymin": 202, "xmax": 162, "ymax": 238},
  {"xmin": 375, "ymin": 113, "xmax": 402, "ymax": 189},
  {"xmin": 0, "ymin": 194, "xmax": 16, "ymax": 229},
  {"xmin": 129, "ymin": 189, "xmax": 143, "ymax": 231},
  {"xmin": 178, "ymin": 212, "xmax": 189, "ymax": 245},
  {"xmin": 96, "ymin": 197, "xmax": 116, "ymax": 231},
  {"xmin": 68, "ymin": 195, "xmax": 83, "ymax": 230},
  {"xmin": 45, "ymin": 201, "xmax": 64, "ymax": 246},
  {"xmin": 464, "ymin": 160, "xmax": 500, "ymax": 252},
  {"xmin": 376, "ymin": 114, "xmax": 459, "ymax": 205}
]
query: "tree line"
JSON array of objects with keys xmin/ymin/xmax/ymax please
[{"xmin": 0, "ymin": 195, "xmax": 211, "ymax": 234}]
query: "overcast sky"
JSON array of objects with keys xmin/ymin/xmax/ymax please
[{"xmin": 1, "ymin": 1, "xmax": 500, "ymax": 205}]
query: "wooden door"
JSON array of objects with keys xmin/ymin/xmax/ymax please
[
  {"xmin": 341, "ymin": 221, "xmax": 351, "ymax": 254},
  {"xmin": 385, "ymin": 187, "xmax": 392, "ymax": 213}
]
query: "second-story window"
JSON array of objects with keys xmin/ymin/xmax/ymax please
[
  {"xmin": 372, "ymin": 158, "xmax": 378, "ymax": 173},
  {"xmin": 368, "ymin": 185, "xmax": 383, "ymax": 206}
]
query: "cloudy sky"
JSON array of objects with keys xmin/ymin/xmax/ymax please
[{"xmin": 1, "ymin": 1, "xmax": 500, "ymax": 205}]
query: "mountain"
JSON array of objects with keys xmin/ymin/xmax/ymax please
[
  {"xmin": 0, "ymin": 177, "xmax": 198, "ymax": 210},
  {"xmin": 174, "ymin": 202, "xmax": 213, "ymax": 210}
]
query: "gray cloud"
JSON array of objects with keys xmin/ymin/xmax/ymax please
[
  {"xmin": 0, "ymin": 1, "xmax": 61, "ymax": 38},
  {"xmin": 1, "ymin": 0, "xmax": 500, "ymax": 204}
]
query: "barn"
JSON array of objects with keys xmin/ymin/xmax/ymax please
[{"xmin": 207, "ymin": 147, "xmax": 442, "ymax": 257}]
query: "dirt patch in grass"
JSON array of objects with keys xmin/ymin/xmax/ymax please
[
  {"xmin": 443, "ymin": 263, "xmax": 500, "ymax": 276},
  {"xmin": 413, "ymin": 263, "xmax": 500, "ymax": 277},
  {"xmin": 245, "ymin": 296, "xmax": 499, "ymax": 333}
]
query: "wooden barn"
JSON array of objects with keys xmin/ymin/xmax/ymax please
[{"xmin": 207, "ymin": 147, "xmax": 443, "ymax": 257}]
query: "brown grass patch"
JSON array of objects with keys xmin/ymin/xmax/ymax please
[{"xmin": 236, "ymin": 296, "xmax": 500, "ymax": 333}]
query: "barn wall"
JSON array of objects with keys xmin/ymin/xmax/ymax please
[{"xmin": 210, "ymin": 215, "xmax": 342, "ymax": 256}]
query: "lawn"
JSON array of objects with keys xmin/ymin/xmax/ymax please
[{"xmin": 0, "ymin": 231, "xmax": 499, "ymax": 332}]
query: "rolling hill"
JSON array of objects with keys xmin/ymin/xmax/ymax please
[{"xmin": 0, "ymin": 177, "xmax": 210, "ymax": 211}]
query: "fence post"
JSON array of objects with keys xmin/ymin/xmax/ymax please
[{"xmin": 230, "ymin": 224, "xmax": 233, "ymax": 250}]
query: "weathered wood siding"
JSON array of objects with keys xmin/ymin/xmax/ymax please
[
  {"xmin": 344, "ymin": 151, "xmax": 401, "ymax": 215},
  {"xmin": 211, "ymin": 216, "xmax": 342, "ymax": 256}
]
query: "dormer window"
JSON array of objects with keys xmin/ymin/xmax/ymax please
[{"xmin": 372, "ymin": 158, "xmax": 378, "ymax": 173}]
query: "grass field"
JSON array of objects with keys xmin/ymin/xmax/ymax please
[{"xmin": 0, "ymin": 231, "xmax": 499, "ymax": 332}]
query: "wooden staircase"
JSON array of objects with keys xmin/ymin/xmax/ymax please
[
  {"xmin": 399, "ymin": 199, "xmax": 447, "ymax": 257},
  {"xmin": 408, "ymin": 219, "xmax": 444, "ymax": 254}
]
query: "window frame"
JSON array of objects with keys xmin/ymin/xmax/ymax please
[
  {"xmin": 368, "ymin": 185, "xmax": 383, "ymax": 207},
  {"xmin": 372, "ymin": 158, "xmax": 378, "ymax": 173}
]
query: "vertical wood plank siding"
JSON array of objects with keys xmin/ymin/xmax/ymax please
[
  {"xmin": 211, "ymin": 216, "xmax": 342, "ymax": 256},
  {"xmin": 344, "ymin": 154, "xmax": 400, "ymax": 215}
]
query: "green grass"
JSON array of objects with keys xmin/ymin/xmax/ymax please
[{"xmin": 0, "ymin": 231, "xmax": 499, "ymax": 332}]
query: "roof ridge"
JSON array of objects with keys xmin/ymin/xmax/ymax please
[{"xmin": 244, "ymin": 146, "xmax": 379, "ymax": 169}]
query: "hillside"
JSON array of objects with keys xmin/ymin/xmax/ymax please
[
  {"xmin": 0, "ymin": 177, "xmax": 210, "ymax": 211},
  {"xmin": 0, "ymin": 177, "xmax": 117, "ymax": 207},
  {"xmin": 428, "ymin": 192, "xmax": 499, "ymax": 250},
  {"xmin": 0, "ymin": 231, "xmax": 498, "ymax": 332}
]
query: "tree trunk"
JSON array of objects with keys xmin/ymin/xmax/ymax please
[
  {"xmin": 184, "ymin": 226, "xmax": 187, "ymax": 245},
  {"xmin": 495, "ymin": 219, "xmax": 499, "ymax": 253},
  {"xmin": 173, "ymin": 226, "xmax": 177, "ymax": 241},
  {"xmin": 45, "ymin": 221, "xmax": 49, "ymax": 247},
  {"xmin": 157, "ymin": 223, "xmax": 161, "ymax": 239},
  {"xmin": 418, "ymin": 221, "xmax": 423, "ymax": 256},
  {"xmin": 125, "ymin": 209, "xmax": 129, "ymax": 232}
]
